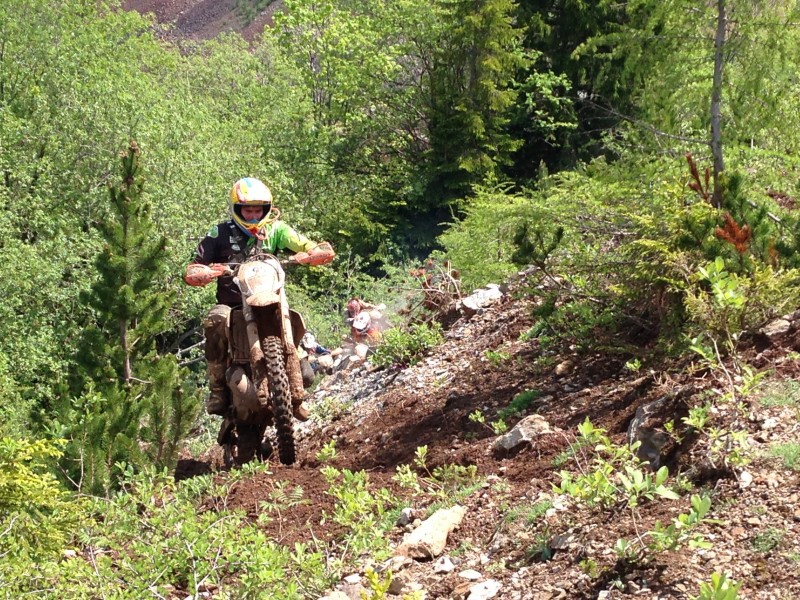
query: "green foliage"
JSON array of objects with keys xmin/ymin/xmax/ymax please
[
  {"xmin": 0, "ymin": 466, "xmax": 338, "ymax": 598},
  {"xmin": 54, "ymin": 144, "xmax": 200, "ymax": 493},
  {"xmin": 612, "ymin": 494, "xmax": 717, "ymax": 567},
  {"xmin": 74, "ymin": 142, "xmax": 171, "ymax": 386},
  {"xmin": 393, "ymin": 445, "xmax": 482, "ymax": 508},
  {"xmin": 575, "ymin": 0, "xmax": 800, "ymax": 160},
  {"xmin": 372, "ymin": 322, "xmax": 444, "ymax": 369},
  {"xmin": 555, "ymin": 419, "xmax": 679, "ymax": 508},
  {"xmin": 758, "ymin": 380, "xmax": 800, "ymax": 408},
  {"xmin": 321, "ymin": 466, "xmax": 397, "ymax": 558},
  {"xmin": 511, "ymin": 221, "xmax": 564, "ymax": 270},
  {"xmin": 499, "ymin": 389, "xmax": 541, "ymax": 420},
  {"xmin": 468, "ymin": 409, "xmax": 508, "ymax": 436},
  {"xmin": 310, "ymin": 396, "xmax": 351, "ymax": 423},
  {"xmin": 551, "ymin": 437, "xmax": 591, "ymax": 469},
  {"xmin": 750, "ymin": 527, "xmax": 784, "ymax": 554},
  {"xmin": 503, "ymin": 500, "xmax": 552, "ymax": 526},
  {"xmin": 484, "ymin": 349, "xmax": 511, "ymax": 366},
  {"xmin": 316, "ymin": 440, "xmax": 338, "ymax": 463},
  {"xmin": 0, "ymin": 437, "xmax": 77, "ymax": 561},
  {"xmin": 436, "ymin": 186, "xmax": 536, "ymax": 290},
  {"xmin": 257, "ymin": 480, "xmax": 310, "ymax": 528},
  {"xmin": 693, "ymin": 573, "xmax": 741, "ymax": 600},
  {"xmin": 684, "ymin": 257, "xmax": 800, "ymax": 348},
  {"xmin": 767, "ymin": 443, "xmax": 800, "ymax": 471},
  {"xmin": 361, "ymin": 567, "xmax": 394, "ymax": 599},
  {"xmin": 138, "ymin": 353, "xmax": 201, "ymax": 471},
  {"xmin": 681, "ymin": 402, "xmax": 751, "ymax": 470},
  {"xmin": 647, "ymin": 494, "xmax": 716, "ymax": 553},
  {"xmin": 425, "ymin": 0, "xmax": 529, "ymax": 200}
]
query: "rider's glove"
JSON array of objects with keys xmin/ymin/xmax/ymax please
[
  {"xmin": 292, "ymin": 242, "xmax": 336, "ymax": 266},
  {"xmin": 184, "ymin": 263, "xmax": 228, "ymax": 287}
]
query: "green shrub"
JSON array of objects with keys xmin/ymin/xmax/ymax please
[
  {"xmin": 498, "ymin": 389, "xmax": 541, "ymax": 420},
  {"xmin": 758, "ymin": 380, "xmax": 800, "ymax": 408},
  {"xmin": 372, "ymin": 322, "xmax": 444, "ymax": 368},
  {"xmin": 0, "ymin": 437, "xmax": 78, "ymax": 561},
  {"xmin": 693, "ymin": 572, "xmax": 740, "ymax": 600},
  {"xmin": 768, "ymin": 442, "xmax": 800, "ymax": 470}
]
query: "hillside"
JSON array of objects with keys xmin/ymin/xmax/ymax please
[
  {"xmin": 122, "ymin": 0, "xmax": 280, "ymax": 41},
  {"xmin": 176, "ymin": 270, "xmax": 800, "ymax": 599}
]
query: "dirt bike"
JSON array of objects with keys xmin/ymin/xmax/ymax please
[{"xmin": 216, "ymin": 253, "xmax": 308, "ymax": 467}]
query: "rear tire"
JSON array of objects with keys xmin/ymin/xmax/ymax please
[{"xmin": 260, "ymin": 335, "xmax": 296, "ymax": 465}]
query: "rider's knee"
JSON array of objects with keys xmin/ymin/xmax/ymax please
[
  {"xmin": 203, "ymin": 304, "xmax": 231, "ymax": 332},
  {"xmin": 203, "ymin": 305, "xmax": 231, "ymax": 361}
]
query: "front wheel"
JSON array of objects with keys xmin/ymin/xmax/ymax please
[{"xmin": 260, "ymin": 335, "xmax": 296, "ymax": 465}]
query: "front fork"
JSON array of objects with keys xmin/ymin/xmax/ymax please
[{"xmin": 243, "ymin": 292, "xmax": 306, "ymax": 406}]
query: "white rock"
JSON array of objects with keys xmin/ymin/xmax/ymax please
[
  {"xmin": 468, "ymin": 580, "xmax": 502, "ymax": 600},
  {"xmin": 761, "ymin": 319, "xmax": 791, "ymax": 337},
  {"xmin": 434, "ymin": 556, "xmax": 455, "ymax": 573},
  {"xmin": 395, "ymin": 505, "xmax": 467, "ymax": 559},
  {"xmin": 459, "ymin": 569, "xmax": 482, "ymax": 581},
  {"xmin": 738, "ymin": 470, "xmax": 754, "ymax": 489}
]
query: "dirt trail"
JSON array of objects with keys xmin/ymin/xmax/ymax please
[{"xmin": 176, "ymin": 271, "xmax": 800, "ymax": 598}]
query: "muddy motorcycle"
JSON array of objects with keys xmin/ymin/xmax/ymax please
[{"xmin": 216, "ymin": 253, "xmax": 308, "ymax": 467}]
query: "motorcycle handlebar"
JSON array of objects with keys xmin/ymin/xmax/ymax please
[{"xmin": 217, "ymin": 255, "xmax": 298, "ymax": 276}]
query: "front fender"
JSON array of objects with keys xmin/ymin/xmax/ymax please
[{"xmin": 236, "ymin": 258, "xmax": 285, "ymax": 307}]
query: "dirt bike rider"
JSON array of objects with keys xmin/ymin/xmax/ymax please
[
  {"xmin": 184, "ymin": 177, "xmax": 335, "ymax": 421},
  {"xmin": 345, "ymin": 297, "xmax": 385, "ymax": 345}
]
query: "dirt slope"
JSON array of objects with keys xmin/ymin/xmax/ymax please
[
  {"xmin": 122, "ymin": 0, "xmax": 281, "ymax": 41},
  {"xmin": 177, "ymin": 270, "xmax": 800, "ymax": 599}
]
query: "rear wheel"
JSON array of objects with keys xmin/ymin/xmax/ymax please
[{"xmin": 260, "ymin": 335, "xmax": 296, "ymax": 465}]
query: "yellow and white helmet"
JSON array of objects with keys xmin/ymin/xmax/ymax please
[{"xmin": 228, "ymin": 177, "xmax": 274, "ymax": 237}]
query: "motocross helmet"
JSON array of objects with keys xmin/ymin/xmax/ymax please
[
  {"xmin": 301, "ymin": 331, "xmax": 317, "ymax": 350},
  {"xmin": 347, "ymin": 298, "xmax": 362, "ymax": 318},
  {"xmin": 353, "ymin": 311, "xmax": 372, "ymax": 333},
  {"xmin": 229, "ymin": 177, "xmax": 274, "ymax": 238}
]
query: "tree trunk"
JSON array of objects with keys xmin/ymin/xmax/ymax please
[
  {"xmin": 121, "ymin": 320, "xmax": 131, "ymax": 383},
  {"xmin": 710, "ymin": 0, "xmax": 726, "ymax": 208}
]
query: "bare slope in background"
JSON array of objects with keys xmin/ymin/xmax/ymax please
[{"xmin": 122, "ymin": 0, "xmax": 282, "ymax": 41}]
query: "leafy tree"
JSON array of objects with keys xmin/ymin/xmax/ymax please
[
  {"xmin": 512, "ymin": 0, "xmax": 627, "ymax": 171},
  {"xmin": 574, "ymin": 0, "xmax": 800, "ymax": 175},
  {"xmin": 271, "ymin": 0, "xmax": 428, "ymax": 256},
  {"xmin": 76, "ymin": 141, "xmax": 170, "ymax": 385}
]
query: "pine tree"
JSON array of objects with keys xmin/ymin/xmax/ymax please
[
  {"xmin": 60, "ymin": 141, "xmax": 200, "ymax": 493},
  {"xmin": 426, "ymin": 0, "xmax": 529, "ymax": 203},
  {"xmin": 80, "ymin": 140, "xmax": 170, "ymax": 384}
]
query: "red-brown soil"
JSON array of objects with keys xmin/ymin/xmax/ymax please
[
  {"xmin": 174, "ymin": 271, "xmax": 800, "ymax": 599},
  {"xmin": 122, "ymin": 0, "xmax": 281, "ymax": 42}
]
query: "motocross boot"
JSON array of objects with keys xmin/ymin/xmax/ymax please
[
  {"xmin": 300, "ymin": 357, "xmax": 315, "ymax": 388},
  {"xmin": 292, "ymin": 398, "xmax": 311, "ymax": 422},
  {"xmin": 205, "ymin": 361, "xmax": 229, "ymax": 416}
]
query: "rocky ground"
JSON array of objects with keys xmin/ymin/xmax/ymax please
[{"xmin": 175, "ymin": 269, "xmax": 800, "ymax": 599}]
